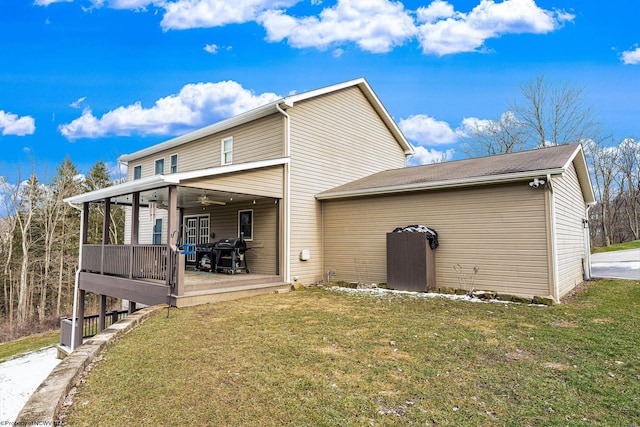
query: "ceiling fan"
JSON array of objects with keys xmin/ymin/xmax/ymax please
[{"xmin": 198, "ymin": 194, "xmax": 226, "ymax": 206}]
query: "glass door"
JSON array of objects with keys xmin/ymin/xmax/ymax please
[{"xmin": 183, "ymin": 215, "xmax": 210, "ymax": 263}]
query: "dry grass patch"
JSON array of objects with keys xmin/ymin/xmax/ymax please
[{"xmin": 63, "ymin": 280, "xmax": 640, "ymax": 426}]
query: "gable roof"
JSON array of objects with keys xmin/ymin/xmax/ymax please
[
  {"xmin": 119, "ymin": 78, "xmax": 413, "ymax": 164},
  {"xmin": 317, "ymin": 143, "xmax": 595, "ymax": 204}
]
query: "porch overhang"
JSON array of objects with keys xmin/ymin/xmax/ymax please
[{"xmin": 64, "ymin": 157, "xmax": 289, "ymax": 205}]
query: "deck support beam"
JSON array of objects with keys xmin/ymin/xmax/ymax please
[{"xmin": 98, "ymin": 294, "xmax": 107, "ymax": 332}]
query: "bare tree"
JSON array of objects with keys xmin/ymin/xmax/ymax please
[
  {"xmin": 0, "ymin": 175, "xmax": 20, "ymax": 327},
  {"xmin": 585, "ymin": 139, "xmax": 619, "ymax": 247},
  {"xmin": 464, "ymin": 75, "xmax": 602, "ymax": 156},
  {"xmin": 462, "ymin": 112, "xmax": 528, "ymax": 157},
  {"xmin": 15, "ymin": 174, "xmax": 40, "ymax": 325},
  {"xmin": 511, "ymin": 75, "xmax": 602, "ymax": 148},
  {"xmin": 616, "ymin": 138, "xmax": 640, "ymax": 241}
]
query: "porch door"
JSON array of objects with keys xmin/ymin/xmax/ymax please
[{"xmin": 184, "ymin": 215, "xmax": 210, "ymax": 263}]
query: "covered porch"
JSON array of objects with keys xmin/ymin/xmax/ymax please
[{"xmin": 64, "ymin": 160, "xmax": 290, "ymax": 348}]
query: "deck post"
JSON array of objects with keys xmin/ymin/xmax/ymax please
[
  {"xmin": 98, "ymin": 294, "xmax": 106, "ymax": 332},
  {"xmin": 76, "ymin": 289, "xmax": 85, "ymax": 348},
  {"xmin": 129, "ymin": 192, "xmax": 140, "ymax": 280},
  {"xmin": 175, "ymin": 254, "xmax": 185, "ymax": 297},
  {"xmin": 166, "ymin": 185, "xmax": 178, "ymax": 288},
  {"xmin": 101, "ymin": 197, "xmax": 111, "ymax": 275}
]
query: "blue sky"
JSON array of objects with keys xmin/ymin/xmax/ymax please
[{"xmin": 1, "ymin": 0, "xmax": 639, "ymax": 181}]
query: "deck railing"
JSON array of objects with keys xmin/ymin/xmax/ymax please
[
  {"xmin": 60, "ymin": 309, "xmax": 129, "ymax": 347},
  {"xmin": 82, "ymin": 244, "xmax": 179, "ymax": 285}
]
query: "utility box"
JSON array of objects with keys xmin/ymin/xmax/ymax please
[
  {"xmin": 386, "ymin": 228, "xmax": 437, "ymax": 292},
  {"xmin": 60, "ymin": 317, "xmax": 82, "ymax": 349}
]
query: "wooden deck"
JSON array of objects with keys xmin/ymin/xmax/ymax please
[{"xmin": 171, "ymin": 270, "xmax": 291, "ymax": 307}]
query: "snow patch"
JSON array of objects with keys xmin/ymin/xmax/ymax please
[
  {"xmin": 592, "ymin": 262, "xmax": 640, "ymax": 270},
  {"xmin": 0, "ymin": 347, "xmax": 61, "ymax": 423}
]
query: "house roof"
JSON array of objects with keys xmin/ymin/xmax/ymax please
[
  {"xmin": 118, "ymin": 78, "xmax": 414, "ymax": 164},
  {"xmin": 316, "ymin": 143, "xmax": 596, "ymax": 204}
]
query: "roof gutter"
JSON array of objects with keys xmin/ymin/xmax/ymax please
[
  {"xmin": 316, "ymin": 168, "xmax": 566, "ymax": 200},
  {"xmin": 65, "ymin": 200, "xmax": 84, "ymax": 351}
]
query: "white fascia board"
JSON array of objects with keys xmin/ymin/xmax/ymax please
[
  {"xmin": 316, "ymin": 168, "xmax": 565, "ymax": 200},
  {"xmin": 118, "ymin": 102, "xmax": 282, "ymax": 164},
  {"xmin": 64, "ymin": 175, "xmax": 180, "ymax": 205},
  {"xmin": 563, "ymin": 144, "xmax": 596, "ymax": 205},
  {"xmin": 176, "ymin": 157, "xmax": 289, "ymax": 181}
]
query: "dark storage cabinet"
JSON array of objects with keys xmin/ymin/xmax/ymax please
[{"xmin": 387, "ymin": 232, "xmax": 436, "ymax": 292}]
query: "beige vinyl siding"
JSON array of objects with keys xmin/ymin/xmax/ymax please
[
  {"xmin": 553, "ymin": 162, "xmax": 588, "ymax": 297},
  {"xmin": 183, "ymin": 165, "xmax": 284, "ymax": 198},
  {"xmin": 125, "ymin": 114, "xmax": 284, "ymax": 180},
  {"xmin": 322, "ymin": 183, "xmax": 551, "ymax": 298},
  {"xmin": 182, "ymin": 199, "xmax": 278, "ymax": 275},
  {"xmin": 124, "ymin": 207, "xmax": 169, "ymax": 244},
  {"xmin": 287, "ymin": 86, "xmax": 408, "ymax": 284}
]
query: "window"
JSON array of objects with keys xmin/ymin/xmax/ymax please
[
  {"xmin": 153, "ymin": 219, "xmax": 163, "ymax": 245},
  {"xmin": 170, "ymin": 154, "xmax": 178, "ymax": 174},
  {"xmin": 238, "ymin": 210, "xmax": 253, "ymax": 241},
  {"xmin": 221, "ymin": 137, "xmax": 233, "ymax": 165},
  {"xmin": 133, "ymin": 165, "xmax": 142, "ymax": 180},
  {"xmin": 155, "ymin": 158, "xmax": 165, "ymax": 175}
]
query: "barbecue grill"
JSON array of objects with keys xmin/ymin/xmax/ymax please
[{"xmin": 213, "ymin": 238, "xmax": 250, "ymax": 275}]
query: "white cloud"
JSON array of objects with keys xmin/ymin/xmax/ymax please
[
  {"xmin": 416, "ymin": 0, "xmax": 574, "ymax": 56},
  {"xmin": 88, "ymin": 0, "xmax": 154, "ymax": 9},
  {"xmin": 49, "ymin": 0, "xmax": 573, "ymax": 56},
  {"xmin": 0, "ymin": 111, "xmax": 36, "ymax": 136},
  {"xmin": 58, "ymin": 80, "xmax": 280, "ymax": 140},
  {"xmin": 407, "ymin": 146, "xmax": 455, "ymax": 165},
  {"xmin": 621, "ymin": 46, "xmax": 640, "ymax": 65},
  {"xmin": 416, "ymin": 0, "xmax": 456, "ymax": 23},
  {"xmin": 70, "ymin": 96, "xmax": 87, "ymax": 109},
  {"xmin": 34, "ymin": 0, "xmax": 73, "ymax": 5},
  {"xmin": 160, "ymin": 0, "xmax": 298, "ymax": 30},
  {"xmin": 457, "ymin": 116, "xmax": 493, "ymax": 137},
  {"xmin": 399, "ymin": 114, "xmax": 460, "ymax": 146},
  {"xmin": 204, "ymin": 43, "xmax": 218, "ymax": 54},
  {"xmin": 105, "ymin": 162, "xmax": 128, "ymax": 179},
  {"xmin": 259, "ymin": 0, "xmax": 416, "ymax": 53}
]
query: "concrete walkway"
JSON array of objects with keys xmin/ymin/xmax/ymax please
[{"xmin": 591, "ymin": 248, "xmax": 640, "ymax": 280}]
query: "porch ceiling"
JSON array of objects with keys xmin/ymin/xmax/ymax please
[{"xmin": 64, "ymin": 157, "xmax": 288, "ymax": 208}]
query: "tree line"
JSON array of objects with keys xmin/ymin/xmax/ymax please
[{"xmin": 0, "ymin": 158, "xmax": 124, "ymax": 340}]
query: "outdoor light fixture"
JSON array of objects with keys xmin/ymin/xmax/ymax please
[
  {"xmin": 149, "ymin": 200, "xmax": 157, "ymax": 223},
  {"xmin": 528, "ymin": 178, "xmax": 546, "ymax": 188}
]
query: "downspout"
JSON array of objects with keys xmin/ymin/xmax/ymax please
[
  {"xmin": 583, "ymin": 204, "xmax": 593, "ymax": 280},
  {"xmin": 276, "ymin": 103, "xmax": 291, "ymax": 283},
  {"xmin": 66, "ymin": 201, "xmax": 84, "ymax": 351},
  {"xmin": 546, "ymin": 174, "xmax": 560, "ymax": 302}
]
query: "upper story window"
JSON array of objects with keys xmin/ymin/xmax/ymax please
[
  {"xmin": 221, "ymin": 137, "xmax": 233, "ymax": 165},
  {"xmin": 133, "ymin": 165, "xmax": 142, "ymax": 180},
  {"xmin": 155, "ymin": 158, "xmax": 165, "ymax": 175},
  {"xmin": 170, "ymin": 154, "xmax": 178, "ymax": 174}
]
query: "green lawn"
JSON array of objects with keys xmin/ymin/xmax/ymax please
[
  {"xmin": 63, "ymin": 280, "xmax": 640, "ymax": 426},
  {"xmin": 0, "ymin": 330, "xmax": 59, "ymax": 363},
  {"xmin": 592, "ymin": 240, "xmax": 640, "ymax": 253}
]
